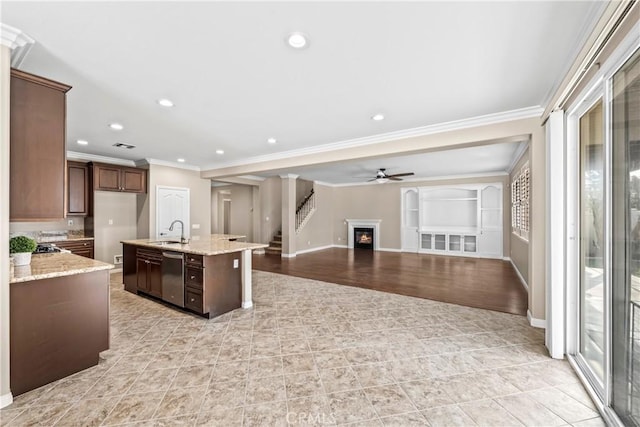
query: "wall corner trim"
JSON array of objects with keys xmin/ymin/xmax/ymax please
[
  {"xmin": 527, "ymin": 310, "xmax": 546, "ymax": 329},
  {"xmin": 0, "ymin": 392, "xmax": 13, "ymax": 409}
]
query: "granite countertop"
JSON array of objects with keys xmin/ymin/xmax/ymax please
[
  {"xmin": 209, "ymin": 234, "xmax": 246, "ymax": 240},
  {"xmin": 122, "ymin": 237, "xmax": 268, "ymax": 256},
  {"xmin": 10, "ymin": 253, "xmax": 113, "ymax": 284}
]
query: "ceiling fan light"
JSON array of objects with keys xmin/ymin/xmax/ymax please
[{"xmin": 376, "ymin": 177, "xmax": 389, "ymax": 183}]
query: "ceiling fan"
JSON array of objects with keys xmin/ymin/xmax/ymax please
[{"xmin": 368, "ymin": 168, "xmax": 415, "ymax": 183}]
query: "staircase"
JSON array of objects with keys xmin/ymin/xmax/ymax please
[{"xmin": 265, "ymin": 230, "xmax": 282, "ymax": 255}]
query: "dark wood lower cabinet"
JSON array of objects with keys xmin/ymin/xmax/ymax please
[
  {"xmin": 10, "ymin": 270, "xmax": 109, "ymax": 396},
  {"xmin": 136, "ymin": 248, "xmax": 162, "ymax": 298},
  {"xmin": 121, "ymin": 243, "xmax": 242, "ymax": 318},
  {"xmin": 51, "ymin": 239, "xmax": 94, "ymax": 259}
]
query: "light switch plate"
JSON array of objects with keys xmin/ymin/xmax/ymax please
[
  {"xmin": 233, "ymin": 259, "xmax": 239, "ymax": 268},
  {"xmin": 192, "ymin": 224, "xmax": 200, "ymax": 229}
]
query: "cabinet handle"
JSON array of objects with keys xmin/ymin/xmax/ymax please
[
  {"xmin": 190, "ymin": 276, "xmax": 195, "ymax": 280},
  {"xmin": 190, "ymin": 298, "xmax": 195, "ymax": 302}
]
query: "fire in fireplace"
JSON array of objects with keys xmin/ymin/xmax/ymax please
[{"xmin": 354, "ymin": 227, "xmax": 374, "ymax": 250}]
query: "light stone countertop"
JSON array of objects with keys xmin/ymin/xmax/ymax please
[
  {"xmin": 10, "ymin": 253, "xmax": 114, "ymax": 284},
  {"xmin": 122, "ymin": 236, "xmax": 268, "ymax": 256}
]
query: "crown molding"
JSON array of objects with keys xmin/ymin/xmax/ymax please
[
  {"xmin": 201, "ymin": 106, "xmax": 543, "ymax": 173},
  {"xmin": 0, "ymin": 23, "xmax": 35, "ymax": 68},
  {"xmin": 320, "ymin": 171, "xmax": 509, "ymax": 188},
  {"xmin": 137, "ymin": 158, "xmax": 200, "ymax": 171},
  {"xmin": 506, "ymin": 141, "xmax": 530, "ymax": 174},
  {"xmin": 66, "ymin": 151, "xmax": 137, "ymax": 167}
]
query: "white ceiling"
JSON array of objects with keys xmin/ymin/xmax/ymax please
[{"xmin": 1, "ymin": 1, "xmax": 600, "ymax": 183}]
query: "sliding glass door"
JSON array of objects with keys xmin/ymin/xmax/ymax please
[
  {"xmin": 611, "ymin": 48, "xmax": 640, "ymax": 427},
  {"xmin": 579, "ymin": 99, "xmax": 606, "ymax": 388}
]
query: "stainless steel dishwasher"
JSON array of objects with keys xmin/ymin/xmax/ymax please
[{"xmin": 162, "ymin": 251, "xmax": 185, "ymax": 307}]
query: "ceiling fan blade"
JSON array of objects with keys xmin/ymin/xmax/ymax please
[
  {"xmin": 388, "ymin": 176, "xmax": 403, "ymax": 181},
  {"xmin": 367, "ymin": 178, "xmax": 378, "ymax": 182},
  {"xmin": 386, "ymin": 172, "xmax": 414, "ymax": 178}
]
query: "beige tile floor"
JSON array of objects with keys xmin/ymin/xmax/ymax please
[{"xmin": 0, "ymin": 271, "xmax": 604, "ymax": 426}]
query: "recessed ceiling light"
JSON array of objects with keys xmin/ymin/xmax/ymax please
[
  {"xmin": 267, "ymin": 138, "xmax": 277, "ymax": 144},
  {"xmin": 287, "ymin": 32, "xmax": 308, "ymax": 49},
  {"xmin": 371, "ymin": 113, "xmax": 385, "ymax": 121},
  {"xmin": 157, "ymin": 98, "xmax": 174, "ymax": 107},
  {"xmin": 76, "ymin": 139, "xmax": 88, "ymax": 145},
  {"xmin": 109, "ymin": 123, "xmax": 124, "ymax": 131},
  {"xmin": 177, "ymin": 158, "xmax": 185, "ymax": 163},
  {"xmin": 216, "ymin": 149, "xmax": 224, "ymax": 155}
]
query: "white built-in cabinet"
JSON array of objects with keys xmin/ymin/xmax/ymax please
[{"xmin": 401, "ymin": 183, "xmax": 503, "ymax": 259}]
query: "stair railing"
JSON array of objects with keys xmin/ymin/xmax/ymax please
[{"xmin": 295, "ymin": 189, "xmax": 316, "ymax": 232}]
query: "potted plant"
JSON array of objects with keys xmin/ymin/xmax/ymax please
[{"xmin": 9, "ymin": 236, "xmax": 37, "ymax": 266}]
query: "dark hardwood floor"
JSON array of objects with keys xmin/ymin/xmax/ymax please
[{"xmin": 252, "ymin": 248, "xmax": 528, "ymax": 316}]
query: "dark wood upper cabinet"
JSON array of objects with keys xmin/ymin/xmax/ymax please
[
  {"xmin": 67, "ymin": 161, "xmax": 90, "ymax": 216},
  {"xmin": 10, "ymin": 69, "xmax": 71, "ymax": 221},
  {"xmin": 91, "ymin": 163, "xmax": 147, "ymax": 193}
]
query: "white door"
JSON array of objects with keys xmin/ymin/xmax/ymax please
[
  {"xmin": 401, "ymin": 188, "xmax": 419, "ymax": 252},
  {"xmin": 156, "ymin": 186, "xmax": 190, "ymax": 239},
  {"xmin": 478, "ymin": 184, "xmax": 503, "ymax": 258}
]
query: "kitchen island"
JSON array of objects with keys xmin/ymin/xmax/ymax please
[
  {"xmin": 10, "ymin": 253, "xmax": 113, "ymax": 396},
  {"xmin": 121, "ymin": 235, "xmax": 268, "ymax": 318}
]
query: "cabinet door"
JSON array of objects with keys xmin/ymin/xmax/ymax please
[
  {"xmin": 137, "ymin": 259, "xmax": 150, "ymax": 292},
  {"xmin": 67, "ymin": 162, "xmax": 89, "ymax": 216},
  {"xmin": 122, "ymin": 168, "xmax": 146, "ymax": 193},
  {"xmin": 10, "ymin": 71, "xmax": 69, "ymax": 221},
  {"xmin": 94, "ymin": 165, "xmax": 122, "ymax": 191},
  {"xmin": 148, "ymin": 260, "xmax": 163, "ymax": 298}
]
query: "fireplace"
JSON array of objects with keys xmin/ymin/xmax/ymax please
[
  {"xmin": 346, "ymin": 219, "xmax": 381, "ymax": 251},
  {"xmin": 354, "ymin": 227, "xmax": 374, "ymax": 250}
]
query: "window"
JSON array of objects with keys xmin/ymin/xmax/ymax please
[{"xmin": 511, "ymin": 163, "xmax": 530, "ymax": 240}]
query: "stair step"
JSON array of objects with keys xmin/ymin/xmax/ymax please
[
  {"xmin": 265, "ymin": 247, "xmax": 282, "ymax": 255},
  {"xmin": 269, "ymin": 241, "xmax": 282, "ymax": 248},
  {"xmin": 272, "ymin": 235, "xmax": 282, "ymax": 242}
]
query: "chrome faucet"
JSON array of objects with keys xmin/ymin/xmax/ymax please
[{"xmin": 168, "ymin": 220, "xmax": 189, "ymax": 244}]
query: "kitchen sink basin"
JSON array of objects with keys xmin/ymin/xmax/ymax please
[{"xmin": 147, "ymin": 240, "xmax": 182, "ymax": 246}]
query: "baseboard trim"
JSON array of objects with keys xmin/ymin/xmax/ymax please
[
  {"xmin": 509, "ymin": 259, "xmax": 529, "ymax": 293},
  {"xmin": 378, "ymin": 247, "xmax": 402, "ymax": 253},
  {"xmin": 0, "ymin": 392, "xmax": 13, "ymax": 409},
  {"xmin": 333, "ymin": 244, "xmax": 348, "ymax": 249},
  {"xmin": 527, "ymin": 310, "xmax": 546, "ymax": 329},
  {"xmin": 281, "ymin": 253, "xmax": 296, "ymax": 258},
  {"xmin": 502, "ymin": 256, "xmax": 511, "ymax": 261},
  {"xmin": 296, "ymin": 245, "xmax": 334, "ymax": 255},
  {"xmin": 241, "ymin": 301, "xmax": 253, "ymax": 309},
  {"xmin": 253, "ymin": 248, "xmax": 265, "ymax": 255}
]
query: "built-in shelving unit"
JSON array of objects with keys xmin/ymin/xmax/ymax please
[{"xmin": 401, "ymin": 183, "xmax": 503, "ymax": 259}]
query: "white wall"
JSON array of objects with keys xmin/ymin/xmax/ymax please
[
  {"xmin": 93, "ymin": 192, "xmax": 137, "ymax": 265},
  {"xmin": 1, "ymin": 44, "xmax": 12, "ymax": 408},
  {"xmin": 259, "ymin": 177, "xmax": 282, "ymax": 244},
  {"xmin": 144, "ymin": 164, "xmax": 211, "ymax": 240},
  {"xmin": 330, "ymin": 175, "xmax": 511, "ymax": 254},
  {"xmin": 296, "ymin": 183, "xmax": 334, "ymax": 251}
]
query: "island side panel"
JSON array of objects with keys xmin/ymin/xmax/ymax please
[
  {"xmin": 10, "ymin": 270, "xmax": 110, "ymax": 396},
  {"xmin": 122, "ymin": 243, "xmax": 137, "ymax": 293},
  {"xmin": 203, "ymin": 252, "xmax": 242, "ymax": 318}
]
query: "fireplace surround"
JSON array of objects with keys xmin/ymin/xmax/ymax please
[{"xmin": 346, "ymin": 219, "xmax": 381, "ymax": 251}]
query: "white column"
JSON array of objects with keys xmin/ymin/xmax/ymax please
[
  {"xmin": 241, "ymin": 249, "xmax": 253, "ymax": 309},
  {"xmin": 546, "ymin": 110, "xmax": 566, "ymax": 358},
  {"xmin": 280, "ymin": 174, "xmax": 297, "ymax": 257},
  {"xmin": 1, "ymin": 24, "xmax": 35, "ymax": 408}
]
